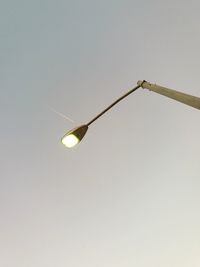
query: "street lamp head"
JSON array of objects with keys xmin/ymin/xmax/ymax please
[{"xmin": 61, "ymin": 124, "xmax": 88, "ymax": 148}]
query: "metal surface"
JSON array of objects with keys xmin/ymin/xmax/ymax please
[{"xmin": 137, "ymin": 80, "xmax": 200, "ymax": 110}]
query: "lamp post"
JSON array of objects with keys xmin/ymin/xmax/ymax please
[{"xmin": 61, "ymin": 80, "xmax": 200, "ymax": 148}]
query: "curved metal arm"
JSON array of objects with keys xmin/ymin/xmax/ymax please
[
  {"xmin": 87, "ymin": 81, "xmax": 146, "ymax": 126},
  {"xmin": 137, "ymin": 80, "xmax": 200, "ymax": 110}
]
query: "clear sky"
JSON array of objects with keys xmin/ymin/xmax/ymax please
[{"xmin": 1, "ymin": 0, "xmax": 200, "ymax": 266}]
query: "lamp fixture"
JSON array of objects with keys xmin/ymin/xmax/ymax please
[{"xmin": 61, "ymin": 80, "xmax": 200, "ymax": 148}]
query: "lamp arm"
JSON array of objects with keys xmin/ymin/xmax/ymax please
[
  {"xmin": 137, "ymin": 80, "xmax": 200, "ymax": 110},
  {"xmin": 87, "ymin": 81, "xmax": 146, "ymax": 126}
]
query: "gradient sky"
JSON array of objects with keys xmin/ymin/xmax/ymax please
[{"xmin": 1, "ymin": 1, "xmax": 200, "ymax": 266}]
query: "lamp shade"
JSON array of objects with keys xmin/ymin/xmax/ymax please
[{"xmin": 61, "ymin": 125, "xmax": 88, "ymax": 148}]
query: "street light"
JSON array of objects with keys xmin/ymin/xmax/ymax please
[
  {"xmin": 61, "ymin": 125, "xmax": 88, "ymax": 148},
  {"xmin": 61, "ymin": 80, "xmax": 200, "ymax": 148}
]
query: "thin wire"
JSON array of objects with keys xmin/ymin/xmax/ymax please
[
  {"xmin": 87, "ymin": 82, "xmax": 145, "ymax": 126},
  {"xmin": 50, "ymin": 107, "xmax": 74, "ymax": 123}
]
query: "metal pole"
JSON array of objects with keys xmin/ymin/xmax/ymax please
[{"xmin": 137, "ymin": 80, "xmax": 200, "ymax": 110}]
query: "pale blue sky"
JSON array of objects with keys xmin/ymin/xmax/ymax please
[{"xmin": 1, "ymin": 1, "xmax": 200, "ymax": 266}]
